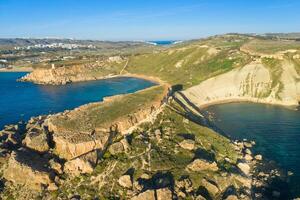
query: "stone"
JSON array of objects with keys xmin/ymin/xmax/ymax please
[
  {"xmin": 245, "ymin": 148, "xmax": 252, "ymax": 155},
  {"xmin": 154, "ymin": 129, "xmax": 162, "ymax": 141},
  {"xmin": 244, "ymin": 154, "xmax": 253, "ymax": 161},
  {"xmin": 131, "ymin": 190, "xmax": 155, "ymax": 200},
  {"xmin": 47, "ymin": 183, "xmax": 58, "ymax": 191},
  {"xmin": 131, "ymin": 188, "xmax": 172, "ymax": 200},
  {"xmin": 176, "ymin": 177, "xmax": 193, "ymax": 192},
  {"xmin": 3, "ymin": 149, "xmax": 54, "ymax": 191},
  {"xmin": 49, "ymin": 159, "xmax": 63, "ymax": 174},
  {"xmin": 156, "ymin": 188, "xmax": 172, "ymax": 200},
  {"xmin": 50, "ymin": 129, "xmax": 112, "ymax": 160},
  {"xmin": 226, "ymin": 195, "xmax": 239, "ymax": 200},
  {"xmin": 133, "ymin": 181, "xmax": 143, "ymax": 191},
  {"xmin": 179, "ymin": 139, "xmax": 195, "ymax": 150},
  {"xmin": 140, "ymin": 173, "xmax": 151, "ymax": 180},
  {"xmin": 64, "ymin": 150, "xmax": 98, "ymax": 175},
  {"xmin": 187, "ymin": 159, "xmax": 218, "ymax": 172},
  {"xmin": 108, "ymin": 142, "xmax": 124, "ymax": 155},
  {"xmin": 118, "ymin": 175, "xmax": 132, "ymax": 188},
  {"xmin": 23, "ymin": 129, "xmax": 49, "ymax": 153},
  {"xmin": 243, "ymin": 142, "xmax": 252, "ymax": 148},
  {"xmin": 121, "ymin": 137, "xmax": 131, "ymax": 151},
  {"xmin": 237, "ymin": 162, "xmax": 250, "ymax": 176},
  {"xmin": 202, "ymin": 179, "xmax": 219, "ymax": 196},
  {"xmin": 196, "ymin": 195, "xmax": 207, "ymax": 200},
  {"xmin": 254, "ymin": 154, "xmax": 262, "ymax": 160}
]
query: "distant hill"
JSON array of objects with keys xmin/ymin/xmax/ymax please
[{"xmin": 0, "ymin": 38, "xmax": 149, "ymax": 48}]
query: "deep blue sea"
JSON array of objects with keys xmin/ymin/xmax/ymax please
[
  {"xmin": 0, "ymin": 72, "xmax": 155, "ymax": 129},
  {"xmin": 204, "ymin": 103, "xmax": 300, "ymax": 198}
]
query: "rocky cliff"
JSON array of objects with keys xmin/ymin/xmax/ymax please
[
  {"xmin": 182, "ymin": 58, "xmax": 300, "ymax": 108},
  {"xmin": 20, "ymin": 56, "xmax": 125, "ymax": 85}
]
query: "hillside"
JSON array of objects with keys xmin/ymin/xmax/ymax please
[{"xmin": 0, "ymin": 34, "xmax": 298, "ymax": 199}]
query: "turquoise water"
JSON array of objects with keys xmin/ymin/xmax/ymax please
[
  {"xmin": 204, "ymin": 103, "xmax": 300, "ymax": 198},
  {"xmin": 147, "ymin": 40, "xmax": 180, "ymax": 45},
  {"xmin": 0, "ymin": 72, "xmax": 155, "ymax": 129}
]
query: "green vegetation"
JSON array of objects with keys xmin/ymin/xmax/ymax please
[
  {"xmin": 47, "ymin": 104, "xmax": 240, "ymax": 199},
  {"xmin": 127, "ymin": 36, "xmax": 251, "ymax": 88},
  {"xmin": 243, "ymin": 39, "xmax": 300, "ymax": 54}
]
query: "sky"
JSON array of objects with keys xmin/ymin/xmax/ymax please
[{"xmin": 0, "ymin": 0, "xmax": 300, "ymax": 41}]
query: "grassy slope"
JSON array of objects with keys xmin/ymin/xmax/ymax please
[
  {"xmin": 126, "ymin": 35, "xmax": 251, "ymax": 88},
  {"xmin": 48, "ymin": 105, "xmax": 240, "ymax": 199},
  {"xmin": 243, "ymin": 39, "xmax": 300, "ymax": 54}
]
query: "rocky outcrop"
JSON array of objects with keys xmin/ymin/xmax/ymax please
[
  {"xmin": 182, "ymin": 60, "xmax": 300, "ymax": 107},
  {"xmin": 19, "ymin": 62, "xmax": 117, "ymax": 85},
  {"xmin": 64, "ymin": 150, "xmax": 98, "ymax": 175},
  {"xmin": 131, "ymin": 188, "xmax": 172, "ymax": 200},
  {"xmin": 23, "ymin": 128, "xmax": 49, "ymax": 153},
  {"xmin": 3, "ymin": 149, "xmax": 54, "ymax": 191},
  {"xmin": 186, "ymin": 159, "xmax": 219, "ymax": 172}
]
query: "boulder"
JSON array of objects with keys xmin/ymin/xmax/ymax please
[
  {"xmin": 187, "ymin": 159, "xmax": 218, "ymax": 172},
  {"xmin": 3, "ymin": 149, "xmax": 54, "ymax": 191},
  {"xmin": 23, "ymin": 129, "xmax": 49, "ymax": 153},
  {"xmin": 245, "ymin": 148, "xmax": 252, "ymax": 155},
  {"xmin": 131, "ymin": 188, "xmax": 172, "ymax": 200},
  {"xmin": 156, "ymin": 188, "xmax": 172, "ymax": 200},
  {"xmin": 179, "ymin": 139, "xmax": 195, "ymax": 150},
  {"xmin": 244, "ymin": 154, "xmax": 253, "ymax": 161},
  {"xmin": 49, "ymin": 159, "xmax": 63, "ymax": 174},
  {"xmin": 237, "ymin": 162, "xmax": 251, "ymax": 176},
  {"xmin": 118, "ymin": 175, "xmax": 132, "ymax": 188},
  {"xmin": 202, "ymin": 179, "xmax": 219, "ymax": 196},
  {"xmin": 176, "ymin": 177, "xmax": 193, "ymax": 192},
  {"xmin": 254, "ymin": 154, "xmax": 262, "ymax": 161},
  {"xmin": 131, "ymin": 190, "xmax": 155, "ymax": 200},
  {"xmin": 225, "ymin": 195, "xmax": 239, "ymax": 200},
  {"xmin": 108, "ymin": 141, "xmax": 124, "ymax": 155},
  {"xmin": 50, "ymin": 129, "xmax": 112, "ymax": 160},
  {"xmin": 64, "ymin": 150, "xmax": 98, "ymax": 175}
]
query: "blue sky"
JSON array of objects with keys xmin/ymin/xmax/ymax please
[{"xmin": 0, "ymin": 0, "xmax": 300, "ymax": 40}]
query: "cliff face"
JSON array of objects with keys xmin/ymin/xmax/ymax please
[
  {"xmin": 20, "ymin": 65, "xmax": 110, "ymax": 85},
  {"xmin": 20, "ymin": 56, "xmax": 125, "ymax": 85},
  {"xmin": 182, "ymin": 59, "xmax": 300, "ymax": 108}
]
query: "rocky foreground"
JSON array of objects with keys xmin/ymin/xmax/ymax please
[{"xmin": 0, "ymin": 85, "xmax": 287, "ymax": 199}]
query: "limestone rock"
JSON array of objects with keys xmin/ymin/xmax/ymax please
[
  {"xmin": 179, "ymin": 139, "xmax": 195, "ymax": 150},
  {"xmin": 131, "ymin": 190, "xmax": 155, "ymax": 200},
  {"xmin": 202, "ymin": 179, "xmax": 219, "ymax": 196},
  {"xmin": 225, "ymin": 195, "xmax": 239, "ymax": 200},
  {"xmin": 118, "ymin": 175, "xmax": 132, "ymax": 188},
  {"xmin": 49, "ymin": 127, "xmax": 112, "ymax": 160},
  {"xmin": 254, "ymin": 154, "xmax": 262, "ymax": 160},
  {"xmin": 109, "ymin": 141, "xmax": 124, "ymax": 155},
  {"xmin": 47, "ymin": 183, "xmax": 58, "ymax": 191},
  {"xmin": 156, "ymin": 188, "xmax": 172, "ymax": 200},
  {"xmin": 64, "ymin": 150, "xmax": 98, "ymax": 175},
  {"xmin": 3, "ymin": 149, "xmax": 54, "ymax": 191},
  {"xmin": 49, "ymin": 159, "xmax": 63, "ymax": 174},
  {"xmin": 237, "ymin": 162, "xmax": 251, "ymax": 176},
  {"xmin": 187, "ymin": 159, "xmax": 218, "ymax": 172},
  {"xmin": 244, "ymin": 154, "xmax": 253, "ymax": 161},
  {"xmin": 131, "ymin": 188, "xmax": 172, "ymax": 200},
  {"xmin": 23, "ymin": 129, "xmax": 49, "ymax": 153}
]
